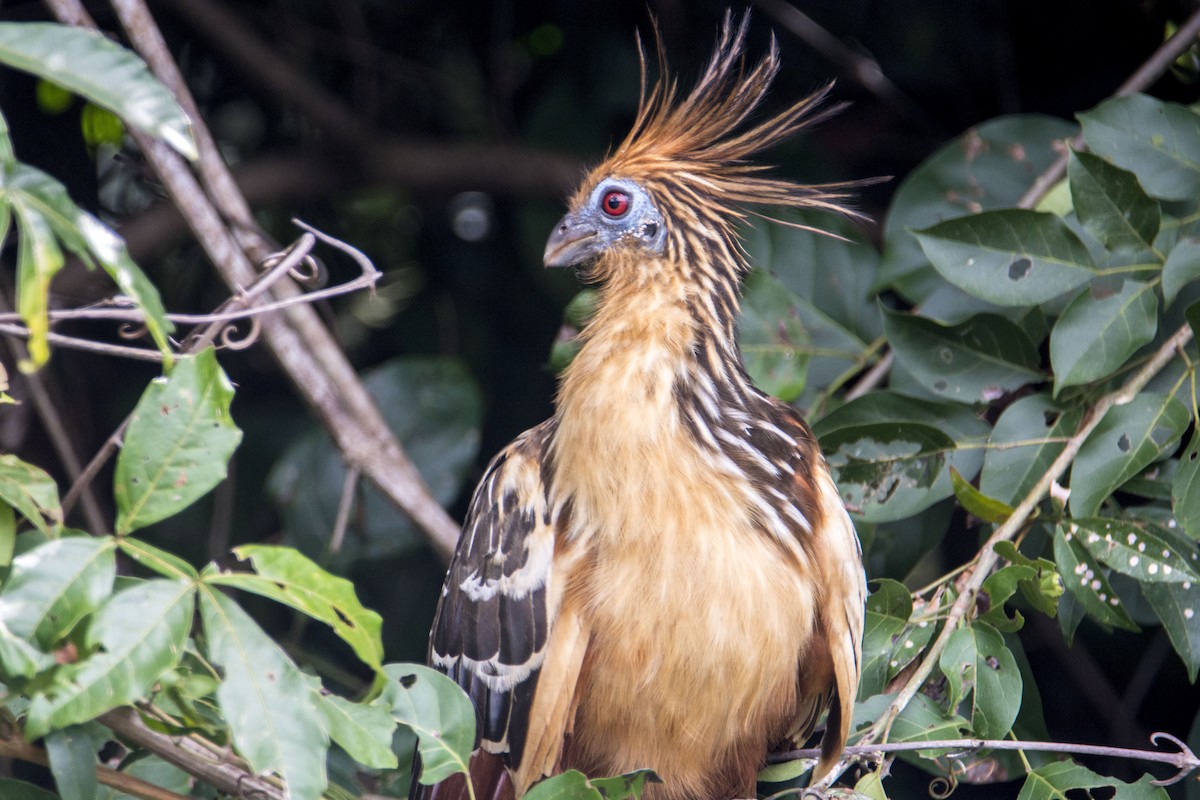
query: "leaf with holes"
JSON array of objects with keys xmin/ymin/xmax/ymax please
[
  {"xmin": 0, "ymin": 23, "xmax": 194, "ymax": 158},
  {"xmin": 1017, "ymin": 760, "xmax": 1167, "ymax": 800},
  {"xmin": 1069, "ymin": 518, "xmax": 1200, "ymax": 584},
  {"xmin": 315, "ymin": 693, "xmax": 398, "ymax": 770},
  {"xmin": 981, "ymin": 394, "xmax": 1083, "ymax": 507},
  {"xmin": 1177, "ymin": 431, "xmax": 1200, "ymax": 541},
  {"xmin": 1054, "ymin": 524, "xmax": 1137, "ymax": 631},
  {"xmin": 114, "ymin": 349, "xmax": 242, "ymax": 535},
  {"xmin": 203, "ymin": 544, "xmax": 384, "ymax": 674},
  {"xmin": 938, "ymin": 622, "xmax": 1022, "ymax": 739},
  {"xmin": 384, "ymin": 663, "xmax": 474, "ymax": 786},
  {"xmin": 914, "ymin": 209, "xmax": 1096, "ymax": 306},
  {"xmin": 0, "ymin": 535, "xmax": 115, "ymax": 648},
  {"xmin": 1069, "ymin": 392, "xmax": 1189, "ymax": 517},
  {"xmin": 1079, "ymin": 93, "xmax": 1200, "ymax": 203},
  {"xmin": 883, "ymin": 309, "xmax": 1041, "ymax": 404},
  {"xmin": 859, "ymin": 579, "xmax": 912, "ymax": 697},
  {"xmin": 25, "ymin": 578, "xmax": 195, "ymax": 739},
  {"xmin": 1068, "ymin": 150, "xmax": 1160, "ymax": 253},
  {"xmin": 1050, "ymin": 280, "xmax": 1158, "ymax": 395},
  {"xmin": 739, "ymin": 269, "xmax": 815, "ymax": 402},
  {"xmin": 1164, "ymin": 238, "xmax": 1200, "ymax": 309},
  {"xmin": 0, "ymin": 454, "xmax": 61, "ymax": 537},
  {"xmin": 199, "ymin": 587, "xmax": 328, "ymax": 800}
]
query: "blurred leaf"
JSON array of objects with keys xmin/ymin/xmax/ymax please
[
  {"xmin": 1177, "ymin": 431, "xmax": 1200, "ymax": 540},
  {"xmin": 199, "ymin": 587, "xmax": 328, "ymax": 800},
  {"xmin": 1017, "ymin": 760, "xmax": 1167, "ymax": 800},
  {"xmin": 205, "ymin": 544, "xmax": 384, "ymax": 673},
  {"xmin": 114, "ymin": 349, "xmax": 242, "ymax": 535},
  {"xmin": 881, "ymin": 115, "xmax": 1077, "ymax": 297},
  {"xmin": 739, "ymin": 270, "xmax": 813, "ymax": 401},
  {"xmin": 1050, "ymin": 280, "xmax": 1158, "ymax": 394},
  {"xmin": 383, "ymin": 663, "xmax": 474, "ymax": 786},
  {"xmin": 589, "ymin": 770, "xmax": 662, "ymax": 800},
  {"xmin": 950, "ymin": 467, "xmax": 1014, "ymax": 524},
  {"xmin": 1079, "ymin": 94, "xmax": 1200, "ymax": 202},
  {"xmin": 269, "ymin": 357, "xmax": 481, "ymax": 566},
  {"xmin": 1067, "ymin": 150, "xmax": 1160, "ymax": 253},
  {"xmin": 991, "ymin": 542, "xmax": 1062, "ymax": 617},
  {"xmin": 1144, "ymin": 578, "xmax": 1200, "ymax": 681},
  {"xmin": 882, "ymin": 309, "xmax": 1041, "ymax": 404},
  {"xmin": 981, "ymin": 394, "xmax": 1082, "ymax": 506},
  {"xmin": 0, "ymin": 454, "xmax": 62, "ymax": 537},
  {"xmin": 97, "ymin": 756, "xmax": 191, "ymax": 800},
  {"xmin": 548, "ymin": 290, "xmax": 598, "ymax": 372},
  {"xmin": 0, "ymin": 617, "xmax": 55, "ymax": 679},
  {"xmin": 0, "ymin": 535, "xmax": 115, "ymax": 647},
  {"xmin": 938, "ymin": 622, "xmax": 1021, "ymax": 739},
  {"xmin": 25, "ymin": 578, "xmax": 195, "ymax": 738},
  {"xmin": 44, "ymin": 727, "xmax": 96, "ymax": 800},
  {"xmin": 525, "ymin": 769, "xmax": 661, "ymax": 800},
  {"xmin": 914, "ymin": 210, "xmax": 1096, "ymax": 306},
  {"xmin": 815, "ymin": 393, "xmax": 990, "ymax": 523},
  {"xmin": 0, "ymin": 780, "xmax": 57, "ymax": 799},
  {"xmin": 1163, "ymin": 238, "xmax": 1200, "ymax": 308},
  {"xmin": 1054, "ymin": 525, "xmax": 1137, "ymax": 630},
  {"xmin": 117, "ymin": 536, "xmax": 198, "ymax": 580},
  {"xmin": 0, "ymin": 502, "xmax": 12, "ymax": 567},
  {"xmin": 1069, "ymin": 393, "xmax": 1189, "ymax": 517},
  {"xmin": 316, "ymin": 693, "xmax": 399, "ymax": 770},
  {"xmin": 0, "ymin": 22, "xmax": 195, "ymax": 158},
  {"xmin": 13, "ymin": 194, "xmax": 63, "ymax": 369},
  {"xmin": 1069, "ymin": 518, "xmax": 1200, "ymax": 584}
]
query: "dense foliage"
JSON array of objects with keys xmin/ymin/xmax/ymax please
[{"xmin": 0, "ymin": 5, "xmax": 1197, "ymax": 800}]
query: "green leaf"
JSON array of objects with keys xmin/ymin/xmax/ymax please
[
  {"xmin": 1069, "ymin": 518, "xmax": 1200, "ymax": 584},
  {"xmin": 1017, "ymin": 760, "xmax": 1167, "ymax": 800},
  {"xmin": 0, "ymin": 22, "xmax": 195, "ymax": 159},
  {"xmin": 199, "ymin": 587, "xmax": 328, "ymax": 800},
  {"xmin": 117, "ymin": 536, "xmax": 198, "ymax": 580},
  {"xmin": 1068, "ymin": 150, "xmax": 1161, "ymax": 253},
  {"xmin": 738, "ymin": 270, "xmax": 814, "ymax": 402},
  {"xmin": 384, "ymin": 663, "xmax": 474, "ymax": 786},
  {"xmin": 525, "ymin": 769, "xmax": 662, "ymax": 800},
  {"xmin": 882, "ymin": 309, "xmax": 1041, "ymax": 404},
  {"xmin": 589, "ymin": 769, "xmax": 662, "ymax": 800},
  {"xmin": 1079, "ymin": 94, "xmax": 1200, "ymax": 202},
  {"xmin": 1177, "ymin": 430, "xmax": 1200, "ymax": 540},
  {"xmin": 0, "ymin": 618, "xmax": 55, "ymax": 679},
  {"xmin": 1069, "ymin": 393, "xmax": 1190, "ymax": 517},
  {"xmin": 979, "ymin": 564, "xmax": 1036, "ymax": 631},
  {"xmin": 269, "ymin": 356, "xmax": 480, "ymax": 566},
  {"xmin": 315, "ymin": 693, "xmax": 399, "ymax": 769},
  {"xmin": 44, "ymin": 727, "xmax": 97, "ymax": 800},
  {"xmin": 938, "ymin": 623, "xmax": 1022, "ymax": 739},
  {"xmin": 859, "ymin": 579, "xmax": 936, "ymax": 697},
  {"xmin": 991, "ymin": 541, "xmax": 1063, "ymax": 618},
  {"xmin": 950, "ymin": 467, "xmax": 1015, "ymax": 524},
  {"xmin": 1054, "ymin": 524, "xmax": 1138, "ymax": 630},
  {"xmin": 0, "ymin": 779, "xmax": 58, "ymax": 800},
  {"xmin": 114, "ymin": 349, "xmax": 242, "ymax": 535},
  {"xmin": 13, "ymin": 198, "xmax": 63, "ymax": 369},
  {"xmin": 981, "ymin": 394, "xmax": 1082, "ymax": 506},
  {"xmin": 815, "ymin": 393, "xmax": 991, "ymax": 523},
  {"xmin": 97, "ymin": 756, "xmax": 191, "ymax": 800},
  {"xmin": 25, "ymin": 578, "xmax": 195, "ymax": 739},
  {"xmin": 1163, "ymin": 238, "xmax": 1200, "ymax": 309},
  {"xmin": 1144, "ymin": 578, "xmax": 1200, "ymax": 681},
  {"xmin": 914, "ymin": 209, "xmax": 1096, "ymax": 306},
  {"xmin": 881, "ymin": 115, "xmax": 1077, "ymax": 297},
  {"xmin": 0, "ymin": 454, "xmax": 62, "ymax": 536},
  {"xmin": 1050, "ymin": 280, "xmax": 1158, "ymax": 394},
  {"xmin": 0, "ymin": 535, "xmax": 115, "ymax": 647},
  {"xmin": 204, "ymin": 544, "xmax": 384, "ymax": 673},
  {"xmin": 854, "ymin": 692, "xmax": 969, "ymax": 755}
]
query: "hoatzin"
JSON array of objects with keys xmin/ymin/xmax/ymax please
[{"xmin": 421, "ymin": 14, "xmax": 866, "ymax": 800}]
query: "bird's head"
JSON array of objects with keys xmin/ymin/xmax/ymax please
[{"xmin": 542, "ymin": 11, "xmax": 866, "ymax": 286}]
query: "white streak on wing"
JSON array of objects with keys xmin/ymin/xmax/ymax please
[
  {"xmin": 459, "ymin": 525, "xmax": 554, "ymax": 602},
  {"xmin": 430, "ymin": 647, "xmax": 548, "ymax": 694}
]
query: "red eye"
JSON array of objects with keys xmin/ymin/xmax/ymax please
[{"xmin": 601, "ymin": 190, "xmax": 630, "ymax": 217}]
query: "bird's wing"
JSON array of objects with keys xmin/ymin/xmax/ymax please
[{"xmin": 428, "ymin": 419, "xmax": 587, "ymax": 794}]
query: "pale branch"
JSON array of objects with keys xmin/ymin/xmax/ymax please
[
  {"xmin": 772, "ymin": 732, "xmax": 1200, "ymax": 787},
  {"xmin": 857, "ymin": 320, "xmax": 1196, "ymax": 750}
]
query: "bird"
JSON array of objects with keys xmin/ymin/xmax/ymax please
[{"xmin": 420, "ymin": 13, "xmax": 867, "ymax": 800}]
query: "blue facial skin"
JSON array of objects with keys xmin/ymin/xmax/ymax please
[{"xmin": 543, "ymin": 178, "xmax": 667, "ymax": 268}]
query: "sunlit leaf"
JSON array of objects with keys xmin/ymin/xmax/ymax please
[
  {"xmin": 1053, "ymin": 525, "xmax": 1137, "ymax": 631},
  {"xmin": 1069, "ymin": 392, "xmax": 1189, "ymax": 517},
  {"xmin": 199, "ymin": 587, "xmax": 328, "ymax": 800},
  {"xmin": 0, "ymin": 22, "xmax": 195, "ymax": 158},
  {"xmin": 938, "ymin": 622, "xmax": 1022, "ymax": 739},
  {"xmin": 12, "ymin": 197, "xmax": 63, "ymax": 369},
  {"xmin": 0, "ymin": 454, "xmax": 62, "ymax": 537},
  {"xmin": 1068, "ymin": 150, "xmax": 1160, "ymax": 253},
  {"xmin": 882, "ymin": 309, "xmax": 1041, "ymax": 404},
  {"xmin": 914, "ymin": 210, "xmax": 1096, "ymax": 306},
  {"xmin": 981, "ymin": 394, "xmax": 1082, "ymax": 507},
  {"xmin": 1050, "ymin": 280, "xmax": 1158, "ymax": 394},
  {"xmin": 1079, "ymin": 93, "xmax": 1200, "ymax": 202},
  {"xmin": 25, "ymin": 578, "xmax": 195, "ymax": 739},
  {"xmin": 384, "ymin": 663, "xmax": 474, "ymax": 786},
  {"xmin": 0, "ymin": 535, "xmax": 115, "ymax": 647},
  {"xmin": 204, "ymin": 544, "xmax": 384, "ymax": 673},
  {"xmin": 114, "ymin": 349, "xmax": 242, "ymax": 535},
  {"xmin": 315, "ymin": 693, "xmax": 398, "ymax": 769}
]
